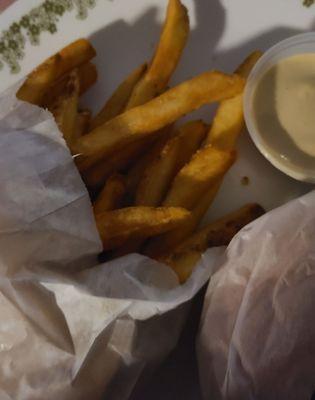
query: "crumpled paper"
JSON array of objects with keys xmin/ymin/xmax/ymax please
[
  {"xmin": 198, "ymin": 190, "xmax": 315, "ymax": 400},
  {"xmin": 0, "ymin": 84, "xmax": 224, "ymax": 400}
]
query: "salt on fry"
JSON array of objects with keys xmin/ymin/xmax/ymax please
[
  {"xmin": 17, "ymin": 39, "xmax": 96, "ymax": 105},
  {"xmin": 135, "ymin": 120, "xmax": 207, "ymax": 206},
  {"xmin": 95, "ymin": 206, "xmax": 191, "ymax": 250},
  {"xmin": 73, "ymin": 71, "xmax": 245, "ymax": 171}
]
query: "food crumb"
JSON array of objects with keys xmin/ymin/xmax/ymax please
[{"xmin": 241, "ymin": 176, "xmax": 250, "ymax": 186}]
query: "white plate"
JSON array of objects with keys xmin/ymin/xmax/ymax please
[{"xmin": 0, "ymin": 0, "xmax": 313, "ymax": 221}]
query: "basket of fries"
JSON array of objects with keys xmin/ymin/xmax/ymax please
[
  {"xmin": 0, "ymin": 1, "xmax": 267, "ymax": 399},
  {"xmin": 16, "ymin": 0, "xmax": 264, "ymax": 281}
]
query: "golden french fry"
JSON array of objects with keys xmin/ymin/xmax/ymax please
[
  {"xmin": 17, "ymin": 39, "xmax": 96, "ymax": 105},
  {"xmin": 163, "ymin": 250, "xmax": 201, "ymax": 283},
  {"xmin": 135, "ymin": 120, "xmax": 207, "ymax": 207},
  {"xmin": 160, "ymin": 204, "xmax": 265, "ymax": 282},
  {"xmin": 147, "ymin": 50, "xmax": 262, "ymax": 257},
  {"xmin": 118, "ymin": 121, "xmax": 189, "ymax": 252},
  {"xmin": 82, "ymin": 136, "xmax": 157, "ymax": 190},
  {"xmin": 126, "ymin": 0, "xmax": 189, "ymax": 109},
  {"xmin": 144, "ymin": 182, "xmax": 221, "ymax": 257},
  {"xmin": 50, "ymin": 69, "xmax": 80, "ymax": 148},
  {"xmin": 235, "ymin": 50, "xmax": 263, "ymax": 77},
  {"xmin": 42, "ymin": 62, "xmax": 97, "ymax": 108},
  {"xmin": 77, "ymin": 61, "xmax": 98, "ymax": 94},
  {"xmin": 76, "ymin": 109, "xmax": 92, "ymax": 136},
  {"xmin": 124, "ymin": 125, "xmax": 174, "ymax": 202},
  {"xmin": 90, "ymin": 63, "xmax": 147, "ymax": 129},
  {"xmin": 205, "ymin": 51, "xmax": 263, "ymax": 149},
  {"xmin": 95, "ymin": 206, "xmax": 191, "ymax": 250},
  {"xmin": 163, "ymin": 146, "xmax": 236, "ymax": 209},
  {"xmin": 146, "ymin": 54, "xmax": 263, "ymax": 257},
  {"xmin": 73, "ymin": 71, "xmax": 245, "ymax": 171},
  {"xmin": 93, "ymin": 174, "xmax": 126, "ymax": 214}
]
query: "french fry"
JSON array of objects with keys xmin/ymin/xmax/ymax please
[
  {"xmin": 82, "ymin": 136, "xmax": 157, "ymax": 190},
  {"xmin": 93, "ymin": 174, "xmax": 126, "ymax": 214},
  {"xmin": 235, "ymin": 50, "xmax": 263, "ymax": 77},
  {"xmin": 90, "ymin": 63, "xmax": 147, "ymax": 129},
  {"xmin": 162, "ymin": 146, "xmax": 236, "ymax": 209},
  {"xmin": 95, "ymin": 206, "xmax": 191, "ymax": 250},
  {"xmin": 76, "ymin": 109, "xmax": 92, "ymax": 136},
  {"xmin": 51, "ymin": 69, "xmax": 80, "ymax": 148},
  {"xmin": 145, "ymin": 54, "xmax": 263, "ymax": 256},
  {"xmin": 135, "ymin": 120, "xmax": 207, "ymax": 207},
  {"xmin": 160, "ymin": 204, "xmax": 265, "ymax": 282},
  {"xmin": 42, "ymin": 62, "xmax": 97, "ymax": 108},
  {"xmin": 115, "ymin": 124, "xmax": 182, "ymax": 255},
  {"xmin": 145, "ymin": 54, "xmax": 263, "ymax": 257},
  {"xmin": 205, "ymin": 51, "xmax": 262, "ymax": 149},
  {"xmin": 114, "ymin": 0, "xmax": 189, "ymax": 197},
  {"xmin": 77, "ymin": 61, "xmax": 98, "ymax": 94},
  {"xmin": 73, "ymin": 71, "xmax": 245, "ymax": 171},
  {"xmin": 126, "ymin": 0, "xmax": 189, "ymax": 109},
  {"xmin": 17, "ymin": 39, "xmax": 96, "ymax": 105},
  {"xmin": 124, "ymin": 125, "xmax": 174, "ymax": 202},
  {"xmin": 144, "ymin": 181, "xmax": 221, "ymax": 258}
]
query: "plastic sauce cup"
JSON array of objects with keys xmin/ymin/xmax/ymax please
[{"xmin": 244, "ymin": 33, "xmax": 315, "ymax": 183}]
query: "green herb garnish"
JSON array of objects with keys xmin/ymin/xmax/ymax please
[{"xmin": 303, "ymin": 0, "xmax": 315, "ymax": 7}]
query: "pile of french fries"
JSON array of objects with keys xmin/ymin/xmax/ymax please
[{"xmin": 17, "ymin": 0, "xmax": 265, "ymax": 283}]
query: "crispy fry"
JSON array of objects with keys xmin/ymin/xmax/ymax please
[
  {"xmin": 144, "ymin": 182, "xmax": 221, "ymax": 257},
  {"xmin": 17, "ymin": 39, "xmax": 96, "ymax": 105},
  {"xmin": 161, "ymin": 203, "xmax": 265, "ymax": 282},
  {"xmin": 90, "ymin": 63, "xmax": 147, "ymax": 129},
  {"xmin": 51, "ymin": 69, "xmax": 80, "ymax": 148},
  {"xmin": 126, "ymin": 0, "xmax": 189, "ymax": 109},
  {"xmin": 124, "ymin": 126, "xmax": 174, "ymax": 202},
  {"xmin": 73, "ymin": 71, "xmax": 245, "ymax": 171},
  {"xmin": 77, "ymin": 61, "xmax": 98, "ymax": 94},
  {"xmin": 119, "ymin": 121, "xmax": 189, "ymax": 253},
  {"xmin": 146, "ymin": 50, "xmax": 261, "ymax": 257},
  {"xmin": 42, "ymin": 62, "xmax": 97, "ymax": 108},
  {"xmin": 82, "ymin": 136, "xmax": 157, "ymax": 190},
  {"xmin": 135, "ymin": 120, "xmax": 207, "ymax": 207},
  {"xmin": 95, "ymin": 206, "xmax": 191, "ymax": 250},
  {"xmin": 76, "ymin": 109, "xmax": 92, "ymax": 136},
  {"xmin": 205, "ymin": 51, "xmax": 262, "ymax": 149},
  {"xmin": 235, "ymin": 50, "xmax": 263, "ymax": 77},
  {"xmin": 163, "ymin": 146, "xmax": 235, "ymax": 209},
  {"xmin": 93, "ymin": 174, "xmax": 126, "ymax": 214},
  {"xmin": 145, "ymin": 54, "xmax": 262, "ymax": 257}
]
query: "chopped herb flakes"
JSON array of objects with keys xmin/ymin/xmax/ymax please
[{"xmin": 303, "ymin": 0, "xmax": 315, "ymax": 7}]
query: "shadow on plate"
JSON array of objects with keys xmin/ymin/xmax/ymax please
[
  {"xmin": 83, "ymin": 0, "xmax": 307, "ymax": 123},
  {"xmin": 83, "ymin": 0, "xmax": 226, "ymax": 117}
]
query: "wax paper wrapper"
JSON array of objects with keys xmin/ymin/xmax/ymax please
[
  {"xmin": 0, "ymin": 84, "xmax": 223, "ymax": 400},
  {"xmin": 198, "ymin": 190, "xmax": 315, "ymax": 400}
]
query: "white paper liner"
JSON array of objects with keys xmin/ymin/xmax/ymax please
[
  {"xmin": 198, "ymin": 190, "xmax": 315, "ymax": 400},
  {"xmin": 0, "ymin": 85, "xmax": 223, "ymax": 400}
]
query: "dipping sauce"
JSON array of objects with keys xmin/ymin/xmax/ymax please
[{"xmin": 253, "ymin": 53, "xmax": 315, "ymax": 174}]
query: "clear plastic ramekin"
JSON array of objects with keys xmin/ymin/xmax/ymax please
[{"xmin": 243, "ymin": 33, "xmax": 315, "ymax": 183}]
